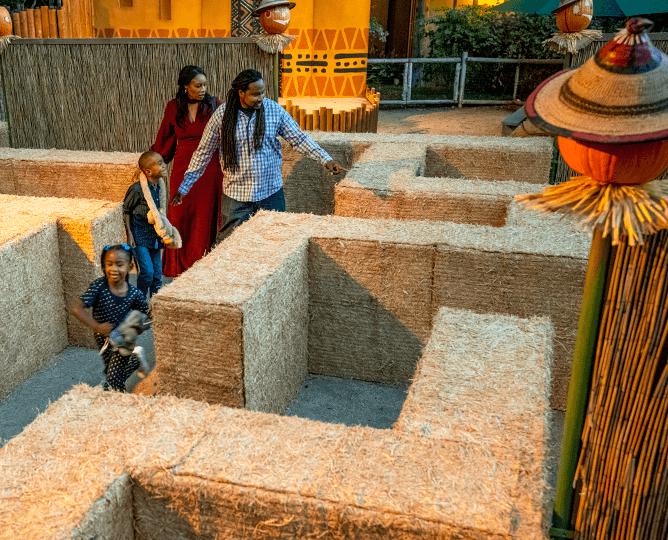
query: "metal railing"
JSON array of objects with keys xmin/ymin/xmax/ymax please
[{"xmin": 368, "ymin": 54, "xmax": 564, "ymax": 107}]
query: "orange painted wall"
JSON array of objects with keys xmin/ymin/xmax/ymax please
[
  {"xmin": 281, "ymin": 0, "xmax": 371, "ymax": 99},
  {"xmin": 93, "ymin": 0, "xmax": 231, "ymax": 38}
]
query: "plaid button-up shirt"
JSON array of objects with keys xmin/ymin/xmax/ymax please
[{"xmin": 178, "ymin": 98, "xmax": 333, "ymax": 202}]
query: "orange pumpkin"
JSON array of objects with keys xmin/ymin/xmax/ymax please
[
  {"xmin": 260, "ymin": 6, "xmax": 290, "ymax": 34},
  {"xmin": 0, "ymin": 6, "xmax": 12, "ymax": 37},
  {"xmin": 558, "ymin": 136, "xmax": 668, "ymax": 185},
  {"xmin": 556, "ymin": 0, "xmax": 593, "ymax": 33}
]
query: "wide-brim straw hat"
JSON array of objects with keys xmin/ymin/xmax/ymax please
[
  {"xmin": 551, "ymin": 0, "xmax": 581, "ymax": 14},
  {"xmin": 526, "ymin": 18, "xmax": 668, "ymax": 144},
  {"xmin": 251, "ymin": 0, "xmax": 296, "ymax": 17}
]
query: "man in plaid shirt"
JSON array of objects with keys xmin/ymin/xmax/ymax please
[{"xmin": 172, "ymin": 69, "xmax": 341, "ymax": 239}]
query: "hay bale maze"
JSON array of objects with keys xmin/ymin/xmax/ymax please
[
  {"xmin": 0, "ymin": 303, "xmax": 554, "ymax": 538},
  {"xmin": 0, "ymin": 148, "xmax": 137, "ymax": 202},
  {"xmin": 0, "ymin": 195, "xmax": 124, "ymax": 398}
]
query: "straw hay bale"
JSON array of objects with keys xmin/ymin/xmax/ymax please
[
  {"xmin": 0, "ymin": 384, "xmax": 220, "ymax": 540},
  {"xmin": 336, "ymin": 175, "xmax": 544, "ymax": 226},
  {"xmin": 133, "ymin": 406, "xmax": 546, "ymax": 539},
  {"xmin": 0, "ymin": 215, "xmax": 67, "ymax": 400},
  {"xmin": 0, "ymin": 148, "xmax": 138, "ymax": 202},
  {"xmin": 0, "ymin": 194, "xmax": 124, "ymax": 348},
  {"xmin": 152, "ymin": 212, "xmax": 313, "ymax": 411},
  {"xmin": 281, "ymin": 140, "xmax": 365, "ymax": 215},
  {"xmin": 308, "ymin": 238, "xmax": 433, "ymax": 384},
  {"xmin": 433, "ymin": 244, "xmax": 586, "ymax": 411},
  {"xmin": 396, "ymin": 307, "xmax": 553, "ymax": 452}
]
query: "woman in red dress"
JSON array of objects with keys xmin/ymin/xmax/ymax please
[{"xmin": 151, "ymin": 65, "xmax": 223, "ymax": 277}]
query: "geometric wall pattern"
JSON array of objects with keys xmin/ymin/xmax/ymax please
[
  {"xmin": 231, "ymin": 0, "xmax": 261, "ymax": 37},
  {"xmin": 281, "ymin": 27, "xmax": 369, "ymax": 98}
]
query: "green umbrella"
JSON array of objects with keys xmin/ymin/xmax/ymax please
[{"xmin": 491, "ymin": 0, "xmax": 666, "ymax": 17}]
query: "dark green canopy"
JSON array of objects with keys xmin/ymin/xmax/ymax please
[{"xmin": 491, "ymin": 0, "xmax": 666, "ymax": 17}]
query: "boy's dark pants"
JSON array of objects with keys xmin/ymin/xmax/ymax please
[{"xmin": 133, "ymin": 246, "xmax": 162, "ymax": 298}]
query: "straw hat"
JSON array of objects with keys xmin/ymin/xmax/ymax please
[
  {"xmin": 526, "ymin": 18, "xmax": 668, "ymax": 144},
  {"xmin": 551, "ymin": 0, "xmax": 582, "ymax": 13},
  {"xmin": 251, "ymin": 0, "xmax": 296, "ymax": 17}
]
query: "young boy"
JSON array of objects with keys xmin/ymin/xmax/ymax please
[{"xmin": 123, "ymin": 151, "xmax": 167, "ymax": 300}]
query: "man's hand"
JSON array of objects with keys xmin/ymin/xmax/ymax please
[
  {"xmin": 171, "ymin": 192, "xmax": 184, "ymax": 206},
  {"xmin": 325, "ymin": 160, "xmax": 342, "ymax": 175}
]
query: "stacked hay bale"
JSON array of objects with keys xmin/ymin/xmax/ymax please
[
  {"xmin": 334, "ymin": 137, "xmax": 552, "ymax": 226},
  {"xmin": 154, "ymin": 211, "xmax": 588, "ymax": 411},
  {"xmin": 0, "ymin": 195, "xmax": 124, "ymax": 348},
  {"xmin": 0, "ymin": 214, "xmax": 67, "ymax": 401},
  {"xmin": 0, "ymin": 384, "xmax": 550, "ymax": 539},
  {"xmin": 0, "ymin": 148, "xmax": 137, "ymax": 202}
]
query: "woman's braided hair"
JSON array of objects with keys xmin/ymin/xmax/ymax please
[{"xmin": 220, "ymin": 69, "xmax": 266, "ymax": 173}]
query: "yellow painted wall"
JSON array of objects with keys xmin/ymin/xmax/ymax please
[
  {"xmin": 282, "ymin": 0, "xmax": 371, "ymax": 98},
  {"xmin": 93, "ymin": 0, "xmax": 231, "ymax": 38}
]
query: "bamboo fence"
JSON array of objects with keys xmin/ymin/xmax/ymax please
[
  {"xmin": 9, "ymin": 0, "xmax": 92, "ymax": 39},
  {"xmin": 0, "ymin": 39, "xmax": 274, "ymax": 152},
  {"xmin": 572, "ymin": 230, "xmax": 668, "ymax": 538},
  {"xmin": 281, "ymin": 87, "xmax": 380, "ymax": 133}
]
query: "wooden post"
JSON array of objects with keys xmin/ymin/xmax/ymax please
[
  {"xmin": 319, "ymin": 106, "xmax": 326, "ymax": 132},
  {"xmin": 285, "ymin": 99, "xmax": 292, "ymax": 113},
  {"xmin": 12, "ymin": 12, "xmax": 21, "ymax": 37},
  {"xmin": 361, "ymin": 103, "xmax": 368, "ymax": 132},
  {"xmin": 26, "ymin": 8, "xmax": 36, "ymax": 38},
  {"xmin": 356, "ymin": 107, "xmax": 363, "ymax": 132},
  {"xmin": 326, "ymin": 108, "xmax": 333, "ymax": 132},
  {"xmin": 299, "ymin": 108, "xmax": 306, "ymax": 130},
  {"xmin": 350, "ymin": 109, "xmax": 357, "ymax": 133},
  {"xmin": 291, "ymin": 105, "xmax": 299, "ymax": 122},
  {"xmin": 306, "ymin": 113, "xmax": 313, "ymax": 131},
  {"xmin": 57, "ymin": 8, "xmax": 67, "ymax": 38},
  {"xmin": 346, "ymin": 111, "xmax": 352, "ymax": 133},
  {"xmin": 40, "ymin": 6, "xmax": 51, "ymax": 37},
  {"xmin": 19, "ymin": 11, "xmax": 28, "ymax": 38},
  {"xmin": 332, "ymin": 113, "xmax": 340, "ymax": 132},
  {"xmin": 49, "ymin": 8, "xmax": 58, "ymax": 38},
  {"xmin": 313, "ymin": 110, "xmax": 319, "ymax": 131},
  {"xmin": 33, "ymin": 8, "xmax": 43, "ymax": 38}
]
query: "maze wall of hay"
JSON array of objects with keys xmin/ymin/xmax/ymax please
[
  {"xmin": 0, "ymin": 195, "xmax": 124, "ymax": 399},
  {"xmin": 1, "ymin": 133, "xmax": 592, "ymax": 538}
]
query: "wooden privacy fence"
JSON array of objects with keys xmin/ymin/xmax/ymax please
[
  {"xmin": 0, "ymin": 38, "xmax": 274, "ymax": 152},
  {"xmin": 11, "ymin": 0, "xmax": 93, "ymax": 39}
]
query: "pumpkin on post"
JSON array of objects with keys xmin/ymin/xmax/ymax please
[
  {"xmin": 0, "ymin": 6, "xmax": 15, "ymax": 52},
  {"xmin": 544, "ymin": 0, "xmax": 601, "ymax": 55},
  {"xmin": 251, "ymin": 0, "xmax": 297, "ymax": 53}
]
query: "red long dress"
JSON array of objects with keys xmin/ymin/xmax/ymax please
[{"xmin": 151, "ymin": 98, "xmax": 223, "ymax": 277}]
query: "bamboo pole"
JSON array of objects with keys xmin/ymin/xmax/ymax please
[
  {"xmin": 26, "ymin": 8, "xmax": 36, "ymax": 38},
  {"xmin": 49, "ymin": 8, "xmax": 59, "ymax": 38},
  {"xmin": 326, "ymin": 108, "xmax": 333, "ymax": 132},
  {"xmin": 319, "ymin": 106, "xmax": 326, "ymax": 132},
  {"xmin": 552, "ymin": 228, "xmax": 611, "ymax": 535},
  {"xmin": 33, "ymin": 8, "xmax": 43, "ymax": 38},
  {"xmin": 40, "ymin": 6, "xmax": 51, "ymax": 37},
  {"xmin": 12, "ymin": 12, "xmax": 21, "ymax": 37}
]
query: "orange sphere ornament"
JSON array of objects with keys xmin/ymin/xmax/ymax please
[
  {"xmin": 558, "ymin": 137, "xmax": 668, "ymax": 185},
  {"xmin": 0, "ymin": 6, "xmax": 12, "ymax": 37},
  {"xmin": 260, "ymin": 6, "xmax": 291, "ymax": 34},
  {"xmin": 555, "ymin": 0, "xmax": 593, "ymax": 33}
]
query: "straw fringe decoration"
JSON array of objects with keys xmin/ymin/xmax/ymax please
[
  {"xmin": 0, "ymin": 35, "xmax": 17, "ymax": 54},
  {"xmin": 252, "ymin": 31, "xmax": 296, "ymax": 53},
  {"xmin": 543, "ymin": 29, "xmax": 602, "ymax": 55},
  {"xmin": 516, "ymin": 176, "xmax": 668, "ymax": 246}
]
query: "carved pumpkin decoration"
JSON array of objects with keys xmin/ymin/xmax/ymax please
[
  {"xmin": 555, "ymin": 0, "xmax": 593, "ymax": 33},
  {"xmin": 259, "ymin": 5, "xmax": 291, "ymax": 34},
  {"xmin": 0, "ymin": 6, "xmax": 13, "ymax": 37},
  {"xmin": 558, "ymin": 136, "xmax": 668, "ymax": 185}
]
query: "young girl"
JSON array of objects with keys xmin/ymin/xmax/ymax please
[{"xmin": 72, "ymin": 244, "xmax": 149, "ymax": 392}]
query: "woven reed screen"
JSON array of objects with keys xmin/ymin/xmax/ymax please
[
  {"xmin": 551, "ymin": 33, "xmax": 668, "ymax": 185},
  {"xmin": 0, "ymin": 38, "xmax": 274, "ymax": 152},
  {"xmin": 573, "ymin": 231, "xmax": 668, "ymax": 538}
]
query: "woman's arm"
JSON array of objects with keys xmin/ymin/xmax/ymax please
[
  {"xmin": 151, "ymin": 101, "xmax": 178, "ymax": 164},
  {"xmin": 71, "ymin": 299, "xmax": 113, "ymax": 336}
]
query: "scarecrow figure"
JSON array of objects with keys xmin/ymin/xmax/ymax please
[
  {"xmin": 251, "ymin": 0, "xmax": 297, "ymax": 53},
  {"xmin": 543, "ymin": 0, "xmax": 602, "ymax": 54}
]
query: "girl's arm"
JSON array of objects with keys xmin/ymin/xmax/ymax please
[
  {"xmin": 123, "ymin": 213, "xmax": 135, "ymax": 247},
  {"xmin": 71, "ymin": 299, "xmax": 113, "ymax": 336}
]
